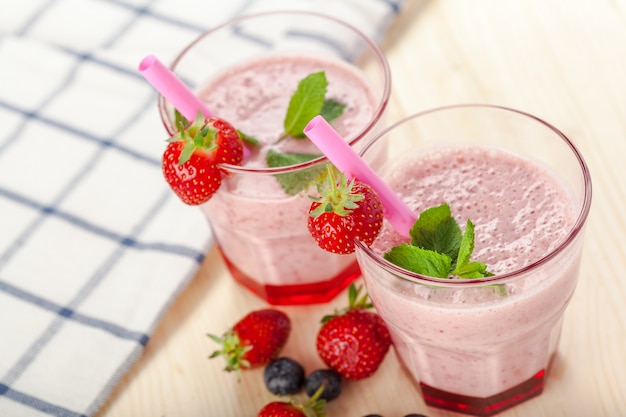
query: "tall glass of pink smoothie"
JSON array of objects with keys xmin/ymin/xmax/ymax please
[
  {"xmin": 354, "ymin": 105, "xmax": 592, "ymax": 416},
  {"xmin": 158, "ymin": 11, "xmax": 391, "ymax": 305}
]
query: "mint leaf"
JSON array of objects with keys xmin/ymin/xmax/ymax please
[
  {"xmin": 489, "ymin": 284, "xmax": 508, "ymax": 296},
  {"xmin": 452, "ymin": 219, "xmax": 494, "ymax": 278},
  {"xmin": 266, "ymin": 149, "xmax": 324, "ymax": 195},
  {"xmin": 456, "ymin": 219, "xmax": 475, "ymax": 268},
  {"xmin": 320, "ymin": 99, "xmax": 346, "ymax": 123},
  {"xmin": 453, "ymin": 262, "xmax": 492, "ymax": 279},
  {"xmin": 410, "ymin": 203, "xmax": 462, "ymax": 261},
  {"xmin": 237, "ymin": 130, "xmax": 260, "ymax": 146},
  {"xmin": 383, "ymin": 244, "xmax": 451, "ymax": 278},
  {"xmin": 266, "ymin": 149, "xmax": 321, "ymax": 168},
  {"xmin": 283, "ymin": 72, "xmax": 328, "ymax": 138}
]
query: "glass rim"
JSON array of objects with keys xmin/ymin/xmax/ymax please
[
  {"xmin": 158, "ymin": 9, "xmax": 391, "ymax": 175},
  {"xmin": 355, "ymin": 103, "xmax": 593, "ymax": 287}
]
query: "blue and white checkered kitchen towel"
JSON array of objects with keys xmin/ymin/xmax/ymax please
[{"xmin": 0, "ymin": 0, "xmax": 406, "ymax": 416}]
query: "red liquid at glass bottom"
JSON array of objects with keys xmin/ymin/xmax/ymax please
[
  {"xmin": 420, "ymin": 369, "xmax": 545, "ymax": 417},
  {"xmin": 220, "ymin": 252, "xmax": 361, "ymax": 305}
]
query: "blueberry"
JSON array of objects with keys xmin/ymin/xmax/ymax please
[
  {"xmin": 263, "ymin": 357, "xmax": 305, "ymax": 396},
  {"xmin": 305, "ymin": 369, "xmax": 342, "ymax": 402}
]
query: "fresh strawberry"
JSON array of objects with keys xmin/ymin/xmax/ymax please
[
  {"xmin": 257, "ymin": 386, "xmax": 326, "ymax": 417},
  {"xmin": 307, "ymin": 166, "xmax": 383, "ymax": 254},
  {"xmin": 257, "ymin": 402, "xmax": 307, "ymax": 417},
  {"xmin": 162, "ymin": 113, "xmax": 244, "ymax": 205},
  {"xmin": 316, "ymin": 284, "xmax": 391, "ymax": 380},
  {"xmin": 257, "ymin": 401, "xmax": 325, "ymax": 417},
  {"xmin": 209, "ymin": 309, "xmax": 291, "ymax": 374}
]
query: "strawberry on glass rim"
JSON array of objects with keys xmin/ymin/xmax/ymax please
[
  {"xmin": 307, "ymin": 165, "xmax": 384, "ymax": 255},
  {"xmin": 162, "ymin": 112, "xmax": 244, "ymax": 205}
]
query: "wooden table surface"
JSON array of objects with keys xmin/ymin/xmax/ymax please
[{"xmin": 96, "ymin": 1, "xmax": 626, "ymax": 416}]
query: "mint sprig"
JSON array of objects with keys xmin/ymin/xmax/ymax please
[{"xmin": 384, "ymin": 203, "xmax": 495, "ymax": 281}]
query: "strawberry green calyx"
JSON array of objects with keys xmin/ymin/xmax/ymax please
[
  {"xmin": 168, "ymin": 111, "xmax": 218, "ymax": 165},
  {"xmin": 321, "ymin": 283, "xmax": 372, "ymax": 324},
  {"xmin": 207, "ymin": 309, "xmax": 291, "ymax": 382},
  {"xmin": 307, "ymin": 166, "xmax": 383, "ymax": 254},
  {"xmin": 309, "ymin": 165, "xmax": 364, "ymax": 218},
  {"xmin": 207, "ymin": 331, "xmax": 252, "ymax": 376},
  {"xmin": 346, "ymin": 282, "xmax": 373, "ymax": 310}
]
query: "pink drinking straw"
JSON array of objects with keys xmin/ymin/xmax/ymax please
[
  {"xmin": 138, "ymin": 54, "xmax": 213, "ymax": 121},
  {"xmin": 304, "ymin": 115, "xmax": 416, "ymax": 237}
]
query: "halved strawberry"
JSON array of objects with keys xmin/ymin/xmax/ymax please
[
  {"xmin": 308, "ymin": 166, "xmax": 384, "ymax": 254},
  {"xmin": 162, "ymin": 114, "xmax": 243, "ymax": 205}
]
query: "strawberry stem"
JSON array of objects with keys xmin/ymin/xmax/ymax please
[{"xmin": 295, "ymin": 384, "xmax": 327, "ymax": 417}]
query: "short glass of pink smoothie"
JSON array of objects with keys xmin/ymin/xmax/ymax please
[
  {"xmin": 158, "ymin": 11, "xmax": 391, "ymax": 305},
  {"xmin": 354, "ymin": 105, "xmax": 592, "ymax": 416}
]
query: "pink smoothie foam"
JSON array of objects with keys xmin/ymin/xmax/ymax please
[
  {"xmin": 362, "ymin": 146, "xmax": 582, "ymax": 399},
  {"xmin": 198, "ymin": 54, "xmax": 378, "ymax": 287}
]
